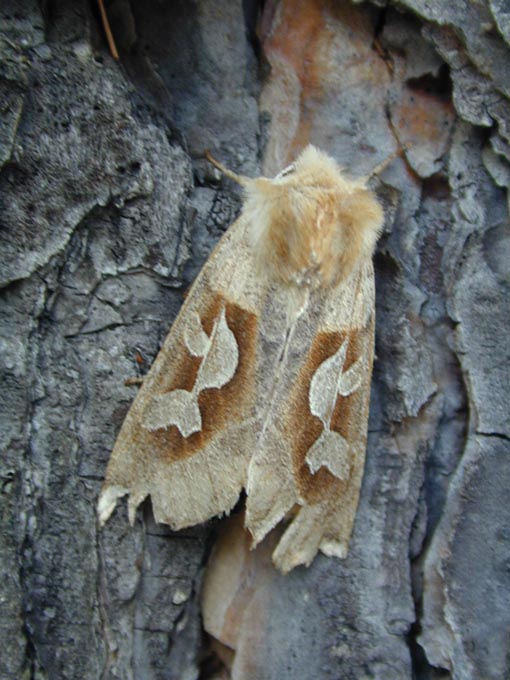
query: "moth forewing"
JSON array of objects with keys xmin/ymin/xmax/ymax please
[
  {"xmin": 98, "ymin": 217, "xmax": 260, "ymax": 529},
  {"xmin": 98, "ymin": 145, "xmax": 384, "ymax": 573},
  {"xmin": 245, "ymin": 261, "xmax": 376, "ymax": 572}
]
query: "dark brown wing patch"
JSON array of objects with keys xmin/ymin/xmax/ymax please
[
  {"xmin": 286, "ymin": 328, "xmax": 369, "ymax": 503},
  {"xmin": 136, "ymin": 295, "xmax": 258, "ymax": 463}
]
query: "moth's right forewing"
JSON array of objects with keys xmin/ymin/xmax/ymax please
[{"xmin": 245, "ymin": 262, "xmax": 376, "ymax": 572}]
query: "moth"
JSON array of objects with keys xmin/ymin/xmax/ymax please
[{"xmin": 98, "ymin": 145, "xmax": 384, "ymax": 573}]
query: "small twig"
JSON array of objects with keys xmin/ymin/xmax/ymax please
[
  {"xmin": 125, "ymin": 376, "xmax": 144, "ymax": 387},
  {"xmin": 98, "ymin": 0, "xmax": 119, "ymax": 61}
]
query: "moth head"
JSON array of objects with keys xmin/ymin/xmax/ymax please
[{"xmin": 241, "ymin": 145, "xmax": 384, "ymax": 289}]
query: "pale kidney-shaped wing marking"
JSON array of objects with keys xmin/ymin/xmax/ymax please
[
  {"xmin": 142, "ymin": 390, "xmax": 202, "ymax": 438},
  {"xmin": 195, "ymin": 306, "xmax": 239, "ymax": 391},
  {"xmin": 306, "ymin": 338, "xmax": 364, "ymax": 479},
  {"xmin": 184, "ymin": 312, "xmax": 211, "ymax": 357},
  {"xmin": 142, "ymin": 306, "xmax": 239, "ymax": 437}
]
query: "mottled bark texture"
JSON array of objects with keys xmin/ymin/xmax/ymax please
[{"xmin": 0, "ymin": 1, "xmax": 508, "ymax": 679}]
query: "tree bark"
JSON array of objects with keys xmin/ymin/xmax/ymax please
[{"xmin": 1, "ymin": 1, "xmax": 509, "ymax": 678}]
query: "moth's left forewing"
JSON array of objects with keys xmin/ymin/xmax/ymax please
[{"xmin": 98, "ymin": 216, "xmax": 264, "ymax": 530}]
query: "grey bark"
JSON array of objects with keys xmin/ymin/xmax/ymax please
[{"xmin": 0, "ymin": 1, "xmax": 508, "ymax": 679}]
